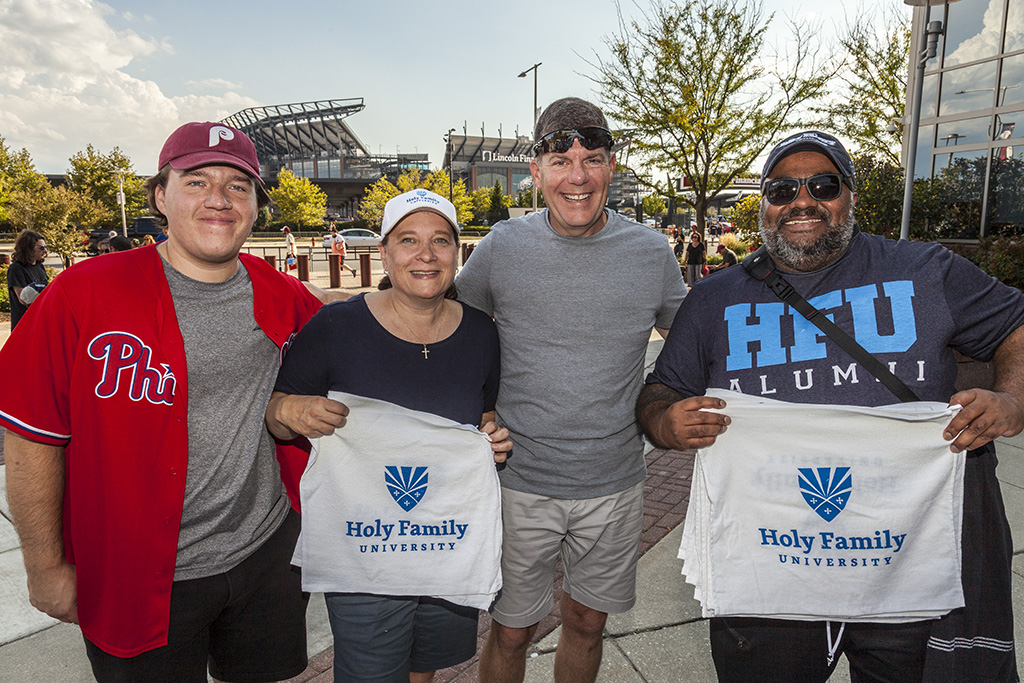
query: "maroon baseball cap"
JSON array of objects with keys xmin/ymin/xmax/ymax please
[{"xmin": 158, "ymin": 122, "xmax": 263, "ymax": 183}]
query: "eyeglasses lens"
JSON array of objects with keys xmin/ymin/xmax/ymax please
[{"xmin": 766, "ymin": 174, "xmax": 843, "ymax": 205}]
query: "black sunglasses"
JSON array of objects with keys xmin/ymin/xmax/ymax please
[
  {"xmin": 763, "ymin": 174, "xmax": 848, "ymax": 206},
  {"xmin": 533, "ymin": 127, "xmax": 614, "ymax": 156}
]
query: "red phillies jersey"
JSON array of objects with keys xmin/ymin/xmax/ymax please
[{"xmin": 0, "ymin": 247, "xmax": 320, "ymax": 657}]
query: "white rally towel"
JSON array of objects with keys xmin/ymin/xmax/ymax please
[
  {"xmin": 679, "ymin": 389, "xmax": 965, "ymax": 622},
  {"xmin": 293, "ymin": 392, "xmax": 502, "ymax": 610}
]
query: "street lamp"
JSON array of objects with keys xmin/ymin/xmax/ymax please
[
  {"xmin": 518, "ymin": 62, "xmax": 542, "ymax": 211},
  {"xmin": 899, "ymin": 0, "xmax": 962, "ymax": 241},
  {"xmin": 444, "ymin": 128, "xmax": 456, "ymax": 201},
  {"xmin": 112, "ymin": 169, "xmax": 128, "ymax": 237}
]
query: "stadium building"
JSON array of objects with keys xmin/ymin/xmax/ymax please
[{"xmin": 222, "ymin": 99, "xmax": 427, "ymax": 220}]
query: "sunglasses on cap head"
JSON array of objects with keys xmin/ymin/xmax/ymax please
[
  {"xmin": 762, "ymin": 173, "xmax": 850, "ymax": 206},
  {"xmin": 533, "ymin": 127, "xmax": 615, "ymax": 156}
]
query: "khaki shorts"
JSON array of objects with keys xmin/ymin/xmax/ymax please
[{"xmin": 490, "ymin": 480, "xmax": 644, "ymax": 628}]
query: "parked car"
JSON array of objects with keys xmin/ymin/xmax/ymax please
[
  {"xmin": 321, "ymin": 228, "xmax": 383, "ymax": 250},
  {"xmin": 83, "ymin": 217, "xmax": 163, "ymax": 255}
]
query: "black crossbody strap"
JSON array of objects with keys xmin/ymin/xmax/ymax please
[{"xmin": 742, "ymin": 246, "xmax": 919, "ymax": 403}]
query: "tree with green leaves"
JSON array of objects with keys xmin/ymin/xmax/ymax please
[
  {"xmin": 0, "ymin": 137, "xmax": 49, "ymax": 224},
  {"xmin": 65, "ymin": 144, "xmax": 147, "ymax": 226},
  {"xmin": 514, "ymin": 188, "xmax": 545, "ymax": 209},
  {"xmin": 811, "ymin": 6, "xmax": 910, "ymax": 165},
  {"xmin": 591, "ymin": 0, "xmax": 835, "ymax": 237},
  {"xmin": 851, "ymin": 155, "xmax": 905, "ymax": 238},
  {"xmin": 8, "ymin": 184, "xmax": 105, "ymax": 266},
  {"xmin": 486, "ymin": 182, "xmax": 513, "ymax": 225},
  {"xmin": 642, "ymin": 194, "xmax": 666, "ymax": 220},
  {"xmin": 728, "ymin": 193, "xmax": 763, "ymax": 248},
  {"xmin": 360, "ymin": 176, "xmax": 402, "ymax": 227},
  {"xmin": 269, "ymin": 169, "xmax": 328, "ymax": 228},
  {"xmin": 360, "ymin": 168, "xmax": 473, "ymax": 227}
]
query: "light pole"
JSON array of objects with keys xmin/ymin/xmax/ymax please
[
  {"xmin": 518, "ymin": 62, "xmax": 542, "ymax": 211},
  {"xmin": 899, "ymin": 0, "xmax": 961, "ymax": 241},
  {"xmin": 113, "ymin": 169, "xmax": 128, "ymax": 237},
  {"xmin": 445, "ymin": 128, "xmax": 456, "ymax": 201}
]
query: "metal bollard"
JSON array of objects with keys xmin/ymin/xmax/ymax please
[
  {"xmin": 359, "ymin": 253, "xmax": 372, "ymax": 288},
  {"xmin": 329, "ymin": 254, "xmax": 341, "ymax": 289},
  {"xmin": 264, "ymin": 254, "xmax": 276, "ymax": 270},
  {"xmin": 297, "ymin": 254, "xmax": 310, "ymax": 282}
]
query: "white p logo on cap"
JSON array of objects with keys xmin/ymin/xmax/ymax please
[{"xmin": 209, "ymin": 125, "xmax": 234, "ymax": 148}]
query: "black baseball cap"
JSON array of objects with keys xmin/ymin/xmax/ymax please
[{"xmin": 762, "ymin": 131, "xmax": 855, "ymax": 189}]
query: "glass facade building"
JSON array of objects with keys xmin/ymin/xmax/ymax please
[{"xmin": 909, "ymin": 0, "xmax": 1024, "ymax": 238}]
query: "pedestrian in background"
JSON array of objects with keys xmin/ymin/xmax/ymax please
[
  {"xmin": 684, "ymin": 231, "xmax": 707, "ymax": 286},
  {"xmin": 6, "ymin": 229, "xmax": 49, "ymax": 331},
  {"xmin": 331, "ymin": 228, "xmax": 357, "ymax": 278}
]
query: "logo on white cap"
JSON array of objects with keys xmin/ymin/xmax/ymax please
[{"xmin": 209, "ymin": 126, "xmax": 235, "ymax": 148}]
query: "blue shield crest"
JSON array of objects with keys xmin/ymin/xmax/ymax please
[
  {"xmin": 798, "ymin": 467, "xmax": 851, "ymax": 522},
  {"xmin": 385, "ymin": 466, "xmax": 428, "ymax": 511}
]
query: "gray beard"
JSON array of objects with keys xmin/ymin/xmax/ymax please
[{"xmin": 758, "ymin": 204, "xmax": 856, "ymax": 272}]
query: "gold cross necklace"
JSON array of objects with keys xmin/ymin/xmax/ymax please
[{"xmin": 390, "ymin": 296, "xmax": 446, "ymax": 360}]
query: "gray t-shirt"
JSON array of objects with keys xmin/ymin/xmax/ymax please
[
  {"xmin": 456, "ymin": 210, "xmax": 687, "ymax": 498},
  {"xmin": 162, "ymin": 259, "xmax": 290, "ymax": 580}
]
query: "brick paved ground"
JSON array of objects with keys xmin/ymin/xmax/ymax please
[{"xmin": 282, "ymin": 446, "xmax": 695, "ymax": 683}]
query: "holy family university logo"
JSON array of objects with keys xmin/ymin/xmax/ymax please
[
  {"xmin": 344, "ymin": 465, "xmax": 470, "ymax": 553},
  {"xmin": 386, "ymin": 465, "xmax": 428, "ymax": 511},
  {"xmin": 799, "ymin": 467, "xmax": 851, "ymax": 522},
  {"xmin": 759, "ymin": 467, "xmax": 909, "ymax": 564}
]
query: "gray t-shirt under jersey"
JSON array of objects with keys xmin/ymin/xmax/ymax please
[
  {"xmin": 455, "ymin": 210, "xmax": 687, "ymax": 499},
  {"xmin": 162, "ymin": 258, "xmax": 290, "ymax": 580}
]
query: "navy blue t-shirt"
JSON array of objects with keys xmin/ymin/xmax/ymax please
[
  {"xmin": 276, "ymin": 293, "xmax": 500, "ymax": 426},
  {"xmin": 649, "ymin": 229, "xmax": 1024, "ymax": 406}
]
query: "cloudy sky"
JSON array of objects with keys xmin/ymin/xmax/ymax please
[{"xmin": 0, "ymin": 0, "xmax": 898, "ymax": 175}]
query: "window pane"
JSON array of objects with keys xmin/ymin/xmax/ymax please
[
  {"xmin": 943, "ymin": 0, "xmax": 1004, "ymax": 67},
  {"xmin": 999, "ymin": 54, "xmax": 1024, "ymax": 107},
  {"xmin": 511, "ymin": 173, "xmax": 532, "ymax": 194},
  {"xmin": 987, "ymin": 146, "xmax": 1024, "ymax": 236},
  {"xmin": 934, "ymin": 150, "xmax": 988, "ymax": 238},
  {"xmin": 940, "ymin": 62, "xmax": 999, "ymax": 115},
  {"xmin": 476, "ymin": 171, "xmax": 507, "ymax": 193},
  {"xmin": 1006, "ymin": 0, "xmax": 1024, "ymax": 53},
  {"xmin": 915, "ymin": 124, "xmax": 935, "ymax": 179},
  {"xmin": 922, "ymin": 74, "xmax": 939, "ymax": 119},
  {"xmin": 936, "ymin": 117, "xmax": 995, "ymax": 146}
]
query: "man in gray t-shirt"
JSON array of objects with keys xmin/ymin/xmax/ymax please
[{"xmin": 456, "ymin": 97, "xmax": 686, "ymax": 683}]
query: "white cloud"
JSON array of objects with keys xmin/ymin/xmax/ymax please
[
  {"xmin": 0, "ymin": 0, "xmax": 258, "ymax": 173},
  {"xmin": 184, "ymin": 78, "xmax": 246, "ymax": 92},
  {"xmin": 944, "ymin": 0, "xmax": 1004, "ymax": 67}
]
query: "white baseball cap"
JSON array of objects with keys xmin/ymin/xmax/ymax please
[{"xmin": 381, "ymin": 189, "xmax": 460, "ymax": 239}]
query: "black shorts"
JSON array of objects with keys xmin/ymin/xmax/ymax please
[
  {"xmin": 325, "ymin": 593, "xmax": 478, "ymax": 681},
  {"xmin": 85, "ymin": 509, "xmax": 308, "ymax": 683}
]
